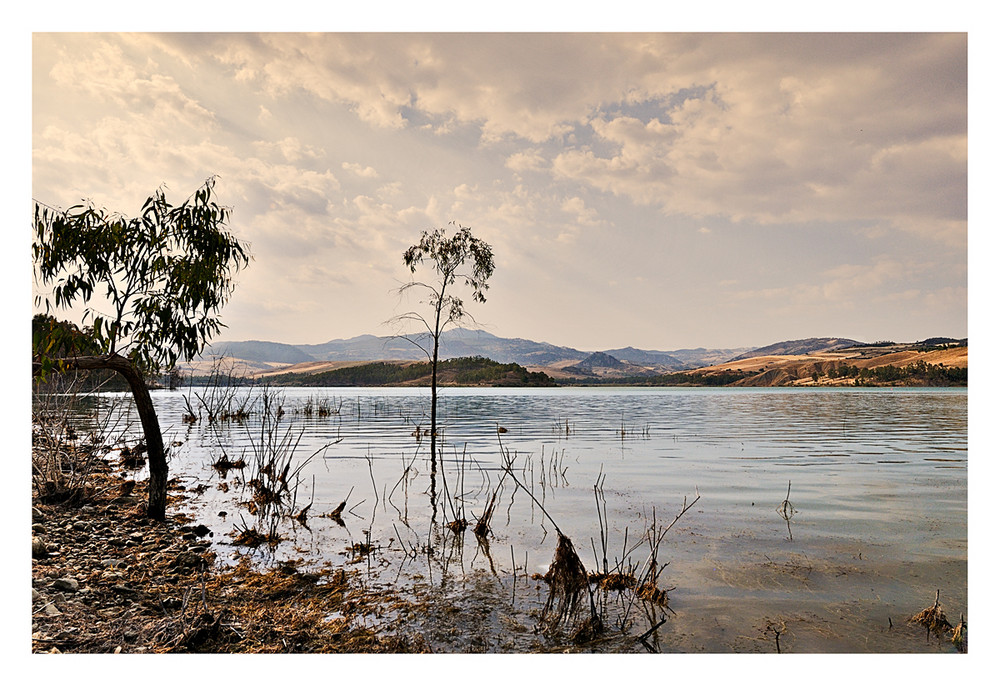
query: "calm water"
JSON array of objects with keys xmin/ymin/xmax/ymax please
[{"xmin": 83, "ymin": 386, "xmax": 968, "ymax": 652}]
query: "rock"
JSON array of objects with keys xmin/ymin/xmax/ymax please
[
  {"xmin": 32, "ymin": 523, "xmax": 46, "ymax": 535},
  {"xmin": 51, "ymin": 577, "xmax": 80, "ymax": 593},
  {"xmin": 32, "ymin": 537, "xmax": 48, "ymax": 559},
  {"xmin": 173, "ymin": 551, "xmax": 203, "ymax": 569},
  {"xmin": 32, "ymin": 507, "xmax": 45, "ymax": 522}
]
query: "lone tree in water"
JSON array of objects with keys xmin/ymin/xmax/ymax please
[
  {"xmin": 32, "ymin": 177, "xmax": 251, "ymax": 520},
  {"xmin": 392, "ymin": 222, "xmax": 495, "ymax": 469}
]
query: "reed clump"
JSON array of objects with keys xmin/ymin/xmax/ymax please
[
  {"xmin": 231, "ymin": 524, "xmax": 281, "ymax": 548},
  {"xmin": 950, "ymin": 615, "xmax": 967, "ymax": 653},
  {"xmin": 445, "ymin": 518, "xmax": 468, "ymax": 533},
  {"xmin": 541, "ymin": 532, "xmax": 591, "ymax": 626},
  {"xmin": 908, "ymin": 589, "xmax": 953, "ymax": 640}
]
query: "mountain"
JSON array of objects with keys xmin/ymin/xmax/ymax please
[
  {"xmin": 602, "ymin": 346, "xmax": 687, "ymax": 371},
  {"xmin": 201, "ymin": 330, "xmax": 940, "ymax": 377},
  {"xmin": 561, "ymin": 351, "xmax": 663, "ymax": 378},
  {"xmin": 665, "ymin": 347, "xmax": 753, "ymax": 368},
  {"xmin": 206, "ymin": 340, "xmax": 315, "ymax": 364},
  {"xmin": 729, "ymin": 337, "xmax": 861, "ymax": 361},
  {"xmin": 194, "ymin": 330, "xmax": 966, "ymax": 385},
  {"xmin": 210, "ymin": 328, "xmax": 590, "ymax": 367}
]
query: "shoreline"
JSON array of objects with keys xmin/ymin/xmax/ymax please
[{"xmin": 31, "ymin": 461, "xmax": 429, "ymax": 653}]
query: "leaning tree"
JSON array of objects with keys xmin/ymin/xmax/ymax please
[
  {"xmin": 32, "ymin": 177, "xmax": 251, "ymax": 520},
  {"xmin": 391, "ymin": 222, "xmax": 495, "ymax": 470}
]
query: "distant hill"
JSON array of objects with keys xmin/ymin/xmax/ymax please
[
  {"xmin": 204, "ymin": 328, "xmax": 752, "ymax": 371},
  {"xmin": 730, "ymin": 337, "xmax": 861, "ymax": 361},
  {"xmin": 200, "ymin": 330, "xmax": 965, "ymax": 385},
  {"xmin": 265, "ymin": 356, "xmax": 556, "ymax": 388},
  {"xmin": 191, "ymin": 329, "xmax": 967, "ymax": 387},
  {"xmin": 575, "ymin": 352, "xmax": 627, "ymax": 370},
  {"xmin": 205, "ymin": 340, "xmax": 315, "ymax": 364},
  {"xmin": 209, "ymin": 328, "xmax": 590, "ymax": 367},
  {"xmin": 666, "ymin": 347, "xmax": 753, "ymax": 368},
  {"xmin": 602, "ymin": 347, "xmax": 686, "ymax": 370},
  {"xmin": 563, "ymin": 351, "xmax": 660, "ymax": 379}
]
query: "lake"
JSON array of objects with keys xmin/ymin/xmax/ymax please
[{"xmin": 85, "ymin": 385, "xmax": 968, "ymax": 652}]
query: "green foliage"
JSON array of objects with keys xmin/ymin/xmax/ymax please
[
  {"xmin": 395, "ymin": 223, "xmax": 495, "ymax": 355},
  {"xmin": 828, "ymin": 364, "xmax": 860, "ymax": 379},
  {"xmin": 32, "ymin": 314, "xmax": 126, "ymax": 390},
  {"xmin": 827, "ymin": 360, "xmax": 966, "ymax": 385},
  {"xmin": 403, "ymin": 222, "xmax": 495, "ymax": 306},
  {"xmin": 852, "ymin": 360, "xmax": 967, "ymax": 386},
  {"xmin": 32, "ymin": 314, "xmax": 100, "ymax": 369},
  {"xmin": 649, "ymin": 370, "xmax": 751, "ymax": 386},
  {"xmin": 32, "ymin": 177, "xmax": 251, "ymax": 374}
]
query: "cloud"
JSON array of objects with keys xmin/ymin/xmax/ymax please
[
  {"xmin": 47, "ymin": 38, "xmax": 216, "ymax": 134},
  {"xmin": 505, "ymin": 149, "xmax": 548, "ymax": 173},
  {"xmin": 342, "ymin": 162, "xmax": 380, "ymax": 178},
  {"xmin": 122, "ymin": 33, "xmax": 964, "ymax": 243},
  {"xmin": 254, "ymin": 137, "xmax": 325, "ymax": 163},
  {"xmin": 31, "ymin": 32, "xmax": 968, "ymax": 349}
]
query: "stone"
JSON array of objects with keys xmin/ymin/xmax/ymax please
[
  {"xmin": 174, "ymin": 551, "xmax": 203, "ymax": 568},
  {"xmin": 32, "ymin": 537, "xmax": 48, "ymax": 559},
  {"xmin": 51, "ymin": 577, "xmax": 80, "ymax": 593}
]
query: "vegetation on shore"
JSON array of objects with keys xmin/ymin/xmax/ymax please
[
  {"xmin": 555, "ymin": 360, "xmax": 967, "ymax": 388},
  {"xmin": 825, "ymin": 359, "xmax": 967, "ymax": 386}
]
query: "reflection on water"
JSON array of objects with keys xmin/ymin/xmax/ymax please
[{"xmin": 80, "ymin": 386, "xmax": 967, "ymax": 652}]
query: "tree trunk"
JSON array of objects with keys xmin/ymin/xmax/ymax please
[
  {"xmin": 430, "ymin": 337, "xmax": 439, "ymax": 470},
  {"xmin": 33, "ymin": 354, "xmax": 168, "ymax": 520}
]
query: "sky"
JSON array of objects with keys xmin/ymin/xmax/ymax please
[{"xmin": 27, "ymin": 21, "xmax": 971, "ymax": 353}]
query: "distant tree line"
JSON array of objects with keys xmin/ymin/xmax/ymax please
[
  {"xmin": 828, "ymin": 360, "xmax": 967, "ymax": 386},
  {"xmin": 559, "ymin": 370, "xmax": 752, "ymax": 387}
]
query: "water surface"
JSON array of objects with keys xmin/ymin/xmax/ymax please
[{"xmin": 86, "ymin": 386, "xmax": 967, "ymax": 652}]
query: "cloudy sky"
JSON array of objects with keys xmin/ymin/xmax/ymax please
[{"xmin": 29, "ymin": 29, "xmax": 969, "ymax": 352}]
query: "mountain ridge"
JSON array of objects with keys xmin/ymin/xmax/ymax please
[
  {"xmin": 201, "ymin": 329, "xmax": 964, "ymax": 377},
  {"xmin": 203, "ymin": 328, "xmax": 745, "ymax": 371}
]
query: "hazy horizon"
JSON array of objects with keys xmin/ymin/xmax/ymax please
[
  {"xmin": 29, "ymin": 29, "xmax": 968, "ymax": 351},
  {"xmin": 207, "ymin": 326, "xmax": 966, "ymax": 355}
]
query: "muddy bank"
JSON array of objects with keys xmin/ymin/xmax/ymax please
[{"xmin": 31, "ymin": 462, "xmax": 430, "ymax": 653}]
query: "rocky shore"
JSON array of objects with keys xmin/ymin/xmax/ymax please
[{"xmin": 31, "ymin": 462, "xmax": 428, "ymax": 653}]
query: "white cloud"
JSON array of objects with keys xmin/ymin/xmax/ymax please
[
  {"xmin": 342, "ymin": 162, "xmax": 380, "ymax": 178},
  {"xmin": 31, "ymin": 32, "xmax": 968, "ymax": 349}
]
